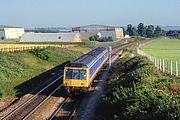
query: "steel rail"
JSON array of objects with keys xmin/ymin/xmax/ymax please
[
  {"xmin": 48, "ymin": 97, "xmax": 70, "ymax": 120},
  {"xmin": 23, "ymin": 84, "xmax": 63, "ymax": 120},
  {"xmin": 2, "ymin": 75, "xmax": 63, "ymax": 120},
  {"xmin": 68, "ymin": 103, "xmax": 79, "ymax": 120}
]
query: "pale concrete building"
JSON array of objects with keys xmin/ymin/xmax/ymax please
[
  {"xmin": 72, "ymin": 25, "xmax": 124, "ymax": 39},
  {"xmin": 115, "ymin": 28, "xmax": 124, "ymax": 39},
  {"xmin": 0, "ymin": 28, "xmax": 24, "ymax": 40},
  {"xmin": 79, "ymin": 32, "xmax": 99, "ymax": 40},
  {"xmin": 20, "ymin": 32, "xmax": 82, "ymax": 42}
]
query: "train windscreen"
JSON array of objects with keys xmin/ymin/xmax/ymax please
[{"xmin": 65, "ymin": 69, "xmax": 86, "ymax": 80}]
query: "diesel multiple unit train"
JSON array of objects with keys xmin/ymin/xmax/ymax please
[{"xmin": 63, "ymin": 47, "xmax": 109, "ymax": 92}]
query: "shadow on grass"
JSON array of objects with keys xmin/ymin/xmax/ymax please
[{"xmin": 14, "ymin": 61, "xmax": 70, "ymax": 98}]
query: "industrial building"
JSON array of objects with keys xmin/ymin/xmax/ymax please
[
  {"xmin": 79, "ymin": 32, "xmax": 99, "ymax": 40},
  {"xmin": 0, "ymin": 28, "xmax": 24, "ymax": 40},
  {"xmin": 20, "ymin": 33, "xmax": 81, "ymax": 42},
  {"xmin": 72, "ymin": 24, "xmax": 124, "ymax": 39},
  {"xmin": 72, "ymin": 24, "xmax": 114, "ymax": 32}
]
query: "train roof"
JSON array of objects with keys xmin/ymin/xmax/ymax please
[{"xmin": 71, "ymin": 47, "xmax": 108, "ymax": 68}]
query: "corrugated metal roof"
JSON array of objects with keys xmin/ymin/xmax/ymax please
[
  {"xmin": 20, "ymin": 32, "xmax": 81, "ymax": 42},
  {"xmin": 72, "ymin": 24, "xmax": 115, "ymax": 32}
]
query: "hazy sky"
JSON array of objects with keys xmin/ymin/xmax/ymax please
[{"xmin": 0, "ymin": 0, "xmax": 180, "ymax": 28}]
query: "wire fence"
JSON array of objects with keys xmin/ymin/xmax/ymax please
[
  {"xmin": 137, "ymin": 48, "xmax": 180, "ymax": 77},
  {"xmin": 0, "ymin": 44, "xmax": 76, "ymax": 53}
]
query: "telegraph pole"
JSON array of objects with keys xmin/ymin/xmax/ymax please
[{"xmin": 109, "ymin": 46, "xmax": 112, "ymax": 69}]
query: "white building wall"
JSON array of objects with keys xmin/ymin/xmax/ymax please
[
  {"xmin": 4, "ymin": 28, "xmax": 24, "ymax": 39},
  {"xmin": 115, "ymin": 28, "xmax": 124, "ymax": 39}
]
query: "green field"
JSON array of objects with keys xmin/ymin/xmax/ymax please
[{"xmin": 142, "ymin": 38, "xmax": 180, "ymax": 63}]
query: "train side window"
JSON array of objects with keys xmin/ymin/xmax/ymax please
[
  {"xmin": 80, "ymin": 70, "xmax": 86, "ymax": 80},
  {"xmin": 72, "ymin": 70, "xmax": 80, "ymax": 79},
  {"xmin": 66, "ymin": 69, "xmax": 72, "ymax": 79}
]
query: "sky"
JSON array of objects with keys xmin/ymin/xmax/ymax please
[{"xmin": 0, "ymin": 0, "xmax": 180, "ymax": 28}]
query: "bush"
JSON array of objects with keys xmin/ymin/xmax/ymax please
[
  {"xmin": 99, "ymin": 37, "xmax": 114, "ymax": 42},
  {"xmin": 101, "ymin": 56, "xmax": 180, "ymax": 120},
  {"xmin": 29, "ymin": 48, "xmax": 50, "ymax": 60},
  {"xmin": 89, "ymin": 35, "xmax": 100, "ymax": 41}
]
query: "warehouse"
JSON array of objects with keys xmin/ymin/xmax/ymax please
[
  {"xmin": 20, "ymin": 32, "xmax": 81, "ymax": 42},
  {"xmin": 72, "ymin": 24, "xmax": 124, "ymax": 39},
  {"xmin": 79, "ymin": 32, "xmax": 99, "ymax": 40},
  {"xmin": 0, "ymin": 28, "xmax": 24, "ymax": 40},
  {"xmin": 72, "ymin": 24, "xmax": 114, "ymax": 32}
]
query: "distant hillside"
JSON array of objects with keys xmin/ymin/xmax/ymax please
[
  {"xmin": 160, "ymin": 26, "xmax": 180, "ymax": 31},
  {"xmin": 122, "ymin": 25, "xmax": 180, "ymax": 31},
  {"xmin": 0, "ymin": 25, "xmax": 18, "ymax": 28}
]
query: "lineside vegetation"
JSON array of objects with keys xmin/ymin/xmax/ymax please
[{"xmin": 97, "ymin": 56, "xmax": 180, "ymax": 120}]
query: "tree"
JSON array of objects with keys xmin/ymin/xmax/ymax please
[
  {"xmin": 126, "ymin": 24, "xmax": 138, "ymax": 36},
  {"xmin": 137, "ymin": 23, "xmax": 146, "ymax": 37},
  {"xmin": 132, "ymin": 27, "xmax": 139, "ymax": 36},
  {"xmin": 126, "ymin": 24, "xmax": 133, "ymax": 36},
  {"xmin": 146, "ymin": 25, "xmax": 155, "ymax": 38},
  {"xmin": 154, "ymin": 26, "xmax": 165, "ymax": 37}
]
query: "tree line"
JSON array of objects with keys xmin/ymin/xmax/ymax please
[
  {"xmin": 126, "ymin": 23, "xmax": 166, "ymax": 38},
  {"xmin": 166, "ymin": 30, "xmax": 180, "ymax": 39}
]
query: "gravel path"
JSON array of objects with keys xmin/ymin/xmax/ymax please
[{"xmin": 75, "ymin": 66, "xmax": 109, "ymax": 120}]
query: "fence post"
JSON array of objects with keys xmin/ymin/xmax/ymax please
[
  {"xmin": 171, "ymin": 60, "xmax": 173, "ymax": 75},
  {"xmin": 157, "ymin": 58, "xmax": 159, "ymax": 69},
  {"xmin": 176, "ymin": 61, "xmax": 178, "ymax": 77},
  {"xmin": 163, "ymin": 59, "xmax": 165, "ymax": 73},
  {"xmin": 155, "ymin": 57, "xmax": 157, "ymax": 67},
  {"xmin": 160, "ymin": 58, "xmax": 162, "ymax": 71}
]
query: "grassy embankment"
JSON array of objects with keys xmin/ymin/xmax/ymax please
[
  {"xmin": 98, "ymin": 56, "xmax": 180, "ymax": 120},
  {"xmin": 141, "ymin": 38, "xmax": 180, "ymax": 63},
  {"xmin": 97, "ymin": 43, "xmax": 180, "ymax": 120},
  {"xmin": 0, "ymin": 38, "xmax": 135, "ymax": 99},
  {"xmin": 0, "ymin": 46, "xmax": 91, "ymax": 99}
]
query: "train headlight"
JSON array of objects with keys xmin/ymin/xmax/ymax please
[{"xmin": 81, "ymin": 83, "xmax": 85, "ymax": 86}]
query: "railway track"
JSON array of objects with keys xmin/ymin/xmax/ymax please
[
  {"xmin": 2, "ymin": 75, "xmax": 64, "ymax": 120},
  {"xmin": 1, "ymin": 43, "xmax": 132, "ymax": 120},
  {"xmin": 49, "ymin": 95, "xmax": 84, "ymax": 120}
]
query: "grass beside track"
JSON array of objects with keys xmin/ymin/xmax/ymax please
[
  {"xmin": 0, "ymin": 38, "xmax": 136, "ymax": 99},
  {"xmin": 141, "ymin": 38, "xmax": 180, "ymax": 63},
  {"xmin": 97, "ymin": 56, "xmax": 180, "ymax": 120},
  {"xmin": 0, "ymin": 47, "xmax": 86, "ymax": 99}
]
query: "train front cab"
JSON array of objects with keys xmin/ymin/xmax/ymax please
[{"xmin": 63, "ymin": 67, "xmax": 89, "ymax": 91}]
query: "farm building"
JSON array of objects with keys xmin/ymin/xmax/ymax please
[
  {"xmin": 0, "ymin": 28, "xmax": 24, "ymax": 40},
  {"xmin": 20, "ymin": 32, "xmax": 81, "ymax": 42},
  {"xmin": 72, "ymin": 24, "xmax": 124, "ymax": 39},
  {"xmin": 79, "ymin": 32, "xmax": 99, "ymax": 40},
  {"xmin": 72, "ymin": 24, "xmax": 114, "ymax": 32},
  {"xmin": 98, "ymin": 31, "xmax": 116, "ymax": 38},
  {"xmin": 115, "ymin": 28, "xmax": 124, "ymax": 39}
]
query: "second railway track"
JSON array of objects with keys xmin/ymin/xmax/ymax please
[
  {"xmin": 49, "ymin": 95, "xmax": 84, "ymax": 120},
  {"xmin": 2, "ymin": 75, "xmax": 64, "ymax": 120}
]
